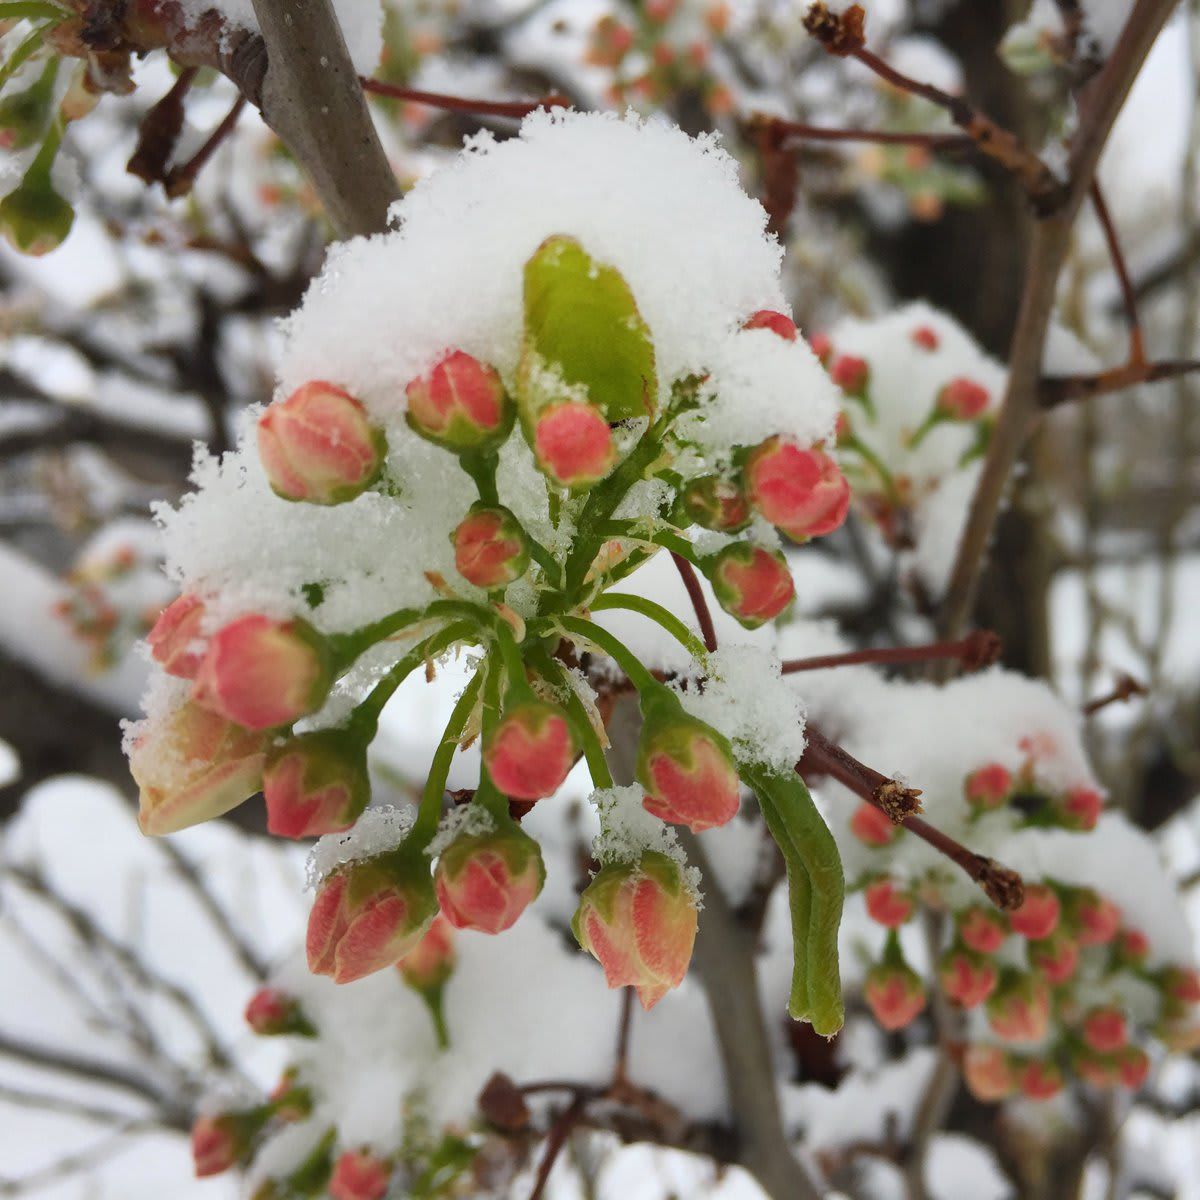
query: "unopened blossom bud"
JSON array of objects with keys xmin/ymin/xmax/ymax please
[
  {"xmin": 637, "ymin": 699, "xmax": 740, "ymax": 832},
  {"xmin": 572, "ymin": 851, "xmax": 699, "ymax": 1011},
  {"xmin": 1010, "ymin": 884, "xmax": 1060, "ymax": 940},
  {"xmin": 1116, "ymin": 1046, "xmax": 1150, "ymax": 1090},
  {"xmin": 911, "ymin": 325, "xmax": 939, "ymax": 351},
  {"xmin": 743, "ymin": 309, "xmax": 797, "ymax": 340},
  {"xmin": 483, "ymin": 697, "xmax": 579, "ymax": 801},
  {"xmin": 434, "ymin": 824, "xmax": 545, "ymax": 934},
  {"xmin": 263, "ymin": 730, "xmax": 370, "ymax": 839},
  {"xmin": 1116, "ymin": 928, "xmax": 1149, "ymax": 966},
  {"xmin": 452, "ymin": 504, "xmax": 531, "ymax": 590},
  {"xmin": 330, "ymin": 1150, "xmax": 392, "ymax": 1200},
  {"xmin": 1019, "ymin": 1058, "xmax": 1064, "ymax": 1101},
  {"xmin": 1058, "ymin": 785, "xmax": 1103, "ymax": 831},
  {"xmin": 986, "ymin": 974, "xmax": 1051, "ymax": 1044},
  {"xmin": 957, "ymin": 905, "xmax": 1008, "ymax": 955},
  {"xmin": 962, "ymin": 1044, "xmax": 1016, "ymax": 1102},
  {"xmin": 864, "ymin": 878, "xmax": 915, "ymax": 928},
  {"xmin": 405, "ymin": 350, "xmax": 512, "ymax": 452},
  {"xmin": 963, "ymin": 763, "xmax": 1012, "ymax": 811},
  {"xmin": 131, "ymin": 700, "xmax": 267, "ymax": 836},
  {"xmin": 257, "ymin": 382, "xmax": 386, "ymax": 505},
  {"xmin": 244, "ymin": 987, "xmax": 315, "ymax": 1037},
  {"xmin": 679, "ymin": 475, "xmax": 752, "ymax": 533},
  {"xmin": 808, "ymin": 332, "xmax": 833, "ymax": 364},
  {"xmin": 1028, "ymin": 928, "xmax": 1079, "ymax": 986},
  {"xmin": 851, "ymin": 802, "xmax": 899, "ymax": 847},
  {"xmin": 744, "ymin": 437, "xmax": 850, "ymax": 541},
  {"xmin": 531, "ymin": 400, "xmax": 617, "ymax": 489},
  {"xmin": 307, "ymin": 851, "xmax": 438, "ymax": 985},
  {"xmin": 1075, "ymin": 891, "xmax": 1121, "ymax": 945},
  {"xmin": 1160, "ymin": 966, "xmax": 1200, "ymax": 1007},
  {"xmin": 398, "ymin": 913, "xmax": 456, "ymax": 991},
  {"xmin": 1082, "ymin": 1006, "xmax": 1128, "ymax": 1053},
  {"xmin": 267, "ymin": 1070, "xmax": 312, "ymax": 1122},
  {"xmin": 864, "ymin": 961, "xmax": 926, "ymax": 1031},
  {"xmin": 708, "ymin": 543, "xmax": 795, "ymax": 629},
  {"xmin": 1075, "ymin": 1050, "xmax": 1118, "ymax": 1089},
  {"xmin": 939, "ymin": 947, "xmax": 998, "ymax": 1008},
  {"xmin": 146, "ymin": 594, "xmax": 207, "ymax": 679},
  {"xmin": 936, "ymin": 377, "xmax": 990, "ymax": 421},
  {"xmin": 830, "ymin": 354, "xmax": 869, "ymax": 396},
  {"xmin": 191, "ymin": 1109, "xmax": 267, "ymax": 1177},
  {"xmin": 193, "ymin": 615, "xmax": 332, "ymax": 731}
]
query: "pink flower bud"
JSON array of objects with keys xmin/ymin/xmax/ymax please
[
  {"xmin": 1019, "ymin": 1058, "xmax": 1064, "ymax": 1101},
  {"xmin": 1075, "ymin": 892, "xmax": 1121, "ymax": 945},
  {"xmin": 957, "ymin": 905, "xmax": 1008, "ymax": 955},
  {"xmin": 257, "ymin": 382, "xmax": 386, "ymax": 505},
  {"xmin": 963, "ymin": 763, "xmax": 1012, "ymax": 810},
  {"xmin": 851, "ymin": 801, "xmax": 899, "ymax": 847},
  {"xmin": 1028, "ymin": 928, "xmax": 1079, "ymax": 985},
  {"xmin": 193, "ymin": 615, "xmax": 332, "ymax": 731},
  {"xmin": 679, "ymin": 474, "xmax": 752, "ymax": 532},
  {"xmin": 1162, "ymin": 966, "xmax": 1200, "ymax": 1005},
  {"xmin": 864, "ymin": 962, "xmax": 926, "ymax": 1031},
  {"xmin": 329, "ymin": 1150, "xmax": 392, "ymax": 1200},
  {"xmin": 531, "ymin": 400, "xmax": 617, "ymax": 489},
  {"xmin": 1116, "ymin": 928, "xmax": 1149, "ymax": 965},
  {"xmin": 1059, "ymin": 785, "xmax": 1103, "ymax": 831},
  {"xmin": 434, "ymin": 825, "xmax": 545, "ymax": 934},
  {"xmin": 743, "ymin": 309, "xmax": 797, "ymax": 340},
  {"xmin": 131, "ymin": 700, "xmax": 267, "ymax": 836},
  {"xmin": 962, "ymin": 1045, "xmax": 1016, "ymax": 1101},
  {"xmin": 244, "ymin": 987, "xmax": 314, "ymax": 1037},
  {"xmin": 1116, "ymin": 1046, "xmax": 1150, "ymax": 1090},
  {"xmin": 306, "ymin": 853, "xmax": 438, "ymax": 985},
  {"xmin": 452, "ymin": 504, "xmax": 531, "ymax": 590},
  {"xmin": 831, "ymin": 354, "xmax": 869, "ymax": 395},
  {"xmin": 939, "ymin": 948, "xmax": 998, "ymax": 1008},
  {"xmin": 146, "ymin": 594, "xmax": 207, "ymax": 679},
  {"xmin": 1082, "ymin": 1006, "xmax": 1128, "ymax": 1053},
  {"xmin": 708, "ymin": 543, "xmax": 795, "ymax": 629},
  {"xmin": 267, "ymin": 1070, "xmax": 312, "ymax": 1122},
  {"xmin": 1075, "ymin": 1050, "xmax": 1118, "ymax": 1089},
  {"xmin": 1009, "ymin": 884, "xmax": 1060, "ymax": 940},
  {"xmin": 405, "ymin": 350, "xmax": 511, "ymax": 452},
  {"xmin": 986, "ymin": 974, "xmax": 1051, "ymax": 1044},
  {"xmin": 191, "ymin": 1110, "xmax": 265, "ymax": 1177},
  {"xmin": 572, "ymin": 851, "xmax": 699, "ymax": 1011},
  {"xmin": 398, "ymin": 913, "xmax": 456, "ymax": 991},
  {"xmin": 936, "ymin": 377, "xmax": 990, "ymax": 421},
  {"xmin": 744, "ymin": 437, "xmax": 849, "ymax": 541},
  {"xmin": 484, "ymin": 698, "xmax": 579, "ymax": 801},
  {"xmin": 864, "ymin": 878, "xmax": 915, "ymax": 928},
  {"xmin": 637, "ymin": 704, "xmax": 740, "ymax": 832},
  {"xmin": 808, "ymin": 332, "xmax": 832, "ymax": 364},
  {"xmin": 911, "ymin": 325, "xmax": 939, "ymax": 351},
  {"xmin": 263, "ymin": 731, "xmax": 370, "ymax": 840}
]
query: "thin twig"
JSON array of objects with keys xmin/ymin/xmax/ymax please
[
  {"xmin": 670, "ymin": 552, "xmax": 717, "ymax": 653},
  {"xmin": 359, "ymin": 78, "xmax": 569, "ymax": 120},
  {"xmin": 1041, "ymin": 357, "xmax": 1200, "ymax": 406},
  {"xmin": 1082, "ymin": 673, "xmax": 1148, "ymax": 715},
  {"xmin": 165, "ymin": 95, "xmax": 248, "ymax": 199},
  {"xmin": 612, "ymin": 987, "xmax": 634, "ymax": 1087},
  {"xmin": 780, "ymin": 630, "xmax": 1000, "ymax": 675},
  {"xmin": 750, "ymin": 114, "xmax": 973, "ymax": 152},
  {"xmin": 528, "ymin": 1093, "xmax": 588, "ymax": 1200},
  {"xmin": 1090, "ymin": 180, "xmax": 1146, "ymax": 365}
]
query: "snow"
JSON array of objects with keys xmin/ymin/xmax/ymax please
[
  {"xmin": 589, "ymin": 784, "xmax": 701, "ymax": 898},
  {"xmin": 306, "ymin": 805, "xmax": 416, "ymax": 886}
]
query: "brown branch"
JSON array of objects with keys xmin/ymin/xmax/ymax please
[
  {"xmin": 780, "ymin": 630, "xmax": 1000, "ymax": 675},
  {"xmin": 1082, "ymin": 673, "xmax": 1147, "ymax": 715},
  {"xmin": 1041, "ymin": 357, "xmax": 1200, "ymax": 406},
  {"xmin": 1090, "ymin": 180, "xmax": 1145, "ymax": 366},
  {"xmin": 359, "ymin": 77, "xmax": 569, "ymax": 120},
  {"xmin": 750, "ymin": 113, "xmax": 974, "ymax": 153},
  {"xmin": 127, "ymin": 67, "xmax": 197, "ymax": 186},
  {"xmin": 612, "ymin": 987, "xmax": 634, "ymax": 1088},
  {"xmin": 164, "ymin": 95, "xmax": 248, "ymax": 199},
  {"xmin": 670, "ymin": 552, "xmax": 718, "ymax": 653},
  {"xmin": 528, "ymin": 1093, "xmax": 589, "ymax": 1200}
]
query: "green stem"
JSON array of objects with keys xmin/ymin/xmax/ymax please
[
  {"xmin": 842, "ymin": 434, "xmax": 900, "ymax": 502},
  {"xmin": 491, "ymin": 618, "xmax": 530, "ymax": 695},
  {"xmin": 597, "ymin": 519, "xmax": 699, "ymax": 564},
  {"xmin": 530, "ymin": 647, "xmax": 615, "ymax": 789},
  {"xmin": 331, "ymin": 599, "xmax": 492, "ymax": 668},
  {"xmin": 423, "ymin": 986, "xmax": 450, "ymax": 1050},
  {"xmin": 528, "ymin": 540, "xmax": 564, "ymax": 587},
  {"xmin": 558, "ymin": 615, "xmax": 659, "ymax": 696},
  {"xmin": 906, "ymin": 409, "xmax": 944, "ymax": 450},
  {"xmin": 411, "ymin": 669, "xmax": 484, "ymax": 845},
  {"xmin": 591, "ymin": 592, "xmax": 709, "ymax": 663},
  {"xmin": 460, "ymin": 451, "xmax": 499, "ymax": 506}
]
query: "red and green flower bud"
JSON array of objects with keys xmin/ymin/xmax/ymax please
[
  {"xmin": 1074, "ymin": 891, "xmax": 1121, "ymax": 946},
  {"xmin": 191, "ymin": 1108, "xmax": 269, "ymax": 1177},
  {"xmin": 743, "ymin": 309, "xmax": 797, "ymax": 340},
  {"xmin": 708, "ymin": 542, "xmax": 794, "ymax": 629},
  {"xmin": 146, "ymin": 593, "xmax": 207, "ymax": 679},
  {"xmin": 330, "ymin": 1149, "xmax": 393, "ymax": 1200},
  {"xmin": 744, "ymin": 437, "xmax": 849, "ymax": 541},
  {"xmin": 1019, "ymin": 1058, "xmax": 1064, "ymax": 1101},
  {"xmin": 1116, "ymin": 1046, "xmax": 1150, "ymax": 1090},
  {"xmin": 911, "ymin": 325, "xmax": 939, "ymax": 351},
  {"xmin": 1115, "ymin": 927, "xmax": 1149, "ymax": 966},
  {"xmin": 267, "ymin": 1069, "xmax": 313, "ymax": 1122},
  {"xmin": 244, "ymin": 987, "xmax": 315, "ymax": 1037},
  {"xmin": 850, "ymin": 802, "xmax": 899, "ymax": 847},
  {"xmin": 830, "ymin": 353, "xmax": 869, "ymax": 396},
  {"xmin": 1057, "ymin": 785, "xmax": 1103, "ymax": 831},
  {"xmin": 864, "ymin": 961, "xmax": 926, "ymax": 1031},
  {"xmin": 957, "ymin": 905, "xmax": 1008, "ymax": 955},
  {"xmin": 306, "ymin": 851, "xmax": 438, "ymax": 985},
  {"xmin": 483, "ymin": 697, "xmax": 579, "ymax": 801},
  {"xmin": 939, "ymin": 947, "xmax": 998, "ymax": 1008},
  {"xmin": 1009, "ymin": 883, "xmax": 1060, "ymax": 940},
  {"xmin": 263, "ymin": 730, "xmax": 371, "ymax": 839},
  {"xmin": 257, "ymin": 382, "xmax": 386, "ymax": 505},
  {"xmin": 398, "ymin": 912, "xmax": 456, "ymax": 991},
  {"xmin": 1028, "ymin": 928, "xmax": 1079, "ymax": 986},
  {"xmin": 637, "ymin": 698, "xmax": 740, "ymax": 832},
  {"xmin": 963, "ymin": 763, "xmax": 1012, "ymax": 811},
  {"xmin": 531, "ymin": 400, "xmax": 617, "ymax": 489},
  {"xmin": 678, "ymin": 474, "xmax": 752, "ymax": 532},
  {"xmin": 936, "ymin": 376, "xmax": 991, "ymax": 421},
  {"xmin": 452, "ymin": 504, "xmax": 531, "ymax": 590},
  {"xmin": 864, "ymin": 878, "xmax": 915, "ymax": 928},
  {"xmin": 1082, "ymin": 1006, "xmax": 1128, "ymax": 1053},
  {"xmin": 962, "ymin": 1044, "xmax": 1016, "ymax": 1101},
  {"xmin": 986, "ymin": 973, "xmax": 1051, "ymax": 1044},
  {"xmin": 131, "ymin": 700, "xmax": 267, "ymax": 836},
  {"xmin": 405, "ymin": 350, "xmax": 512, "ymax": 452},
  {"xmin": 572, "ymin": 851, "xmax": 699, "ymax": 1011},
  {"xmin": 1074, "ymin": 1049, "xmax": 1118, "ymax": 1089},
  {"xmin": 808, "ymin": 331, "xmax": 833, "ymax": 363},
  {"xmin": 1160, "ymin": 966, "xmax": 1200, "ymax": 1008},
  {"xmin": 193, "ymin": 614, "xmax": 332, "ymax": 731},
  {"xmin": 434, "ymin": 823, "xmax": 545, "ymax": 933}
]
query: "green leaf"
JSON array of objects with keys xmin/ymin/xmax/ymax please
[
  {"xmin": 0, "ymin": 2, "xmax": 65, "ymax": 21},
  {"xmin": 520, "ymin": 235, "xmax": 657, "ymax": 425},
  {"xmin": 746, "ymin": 764, "xmax": 845, "ymax": 1036}
]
